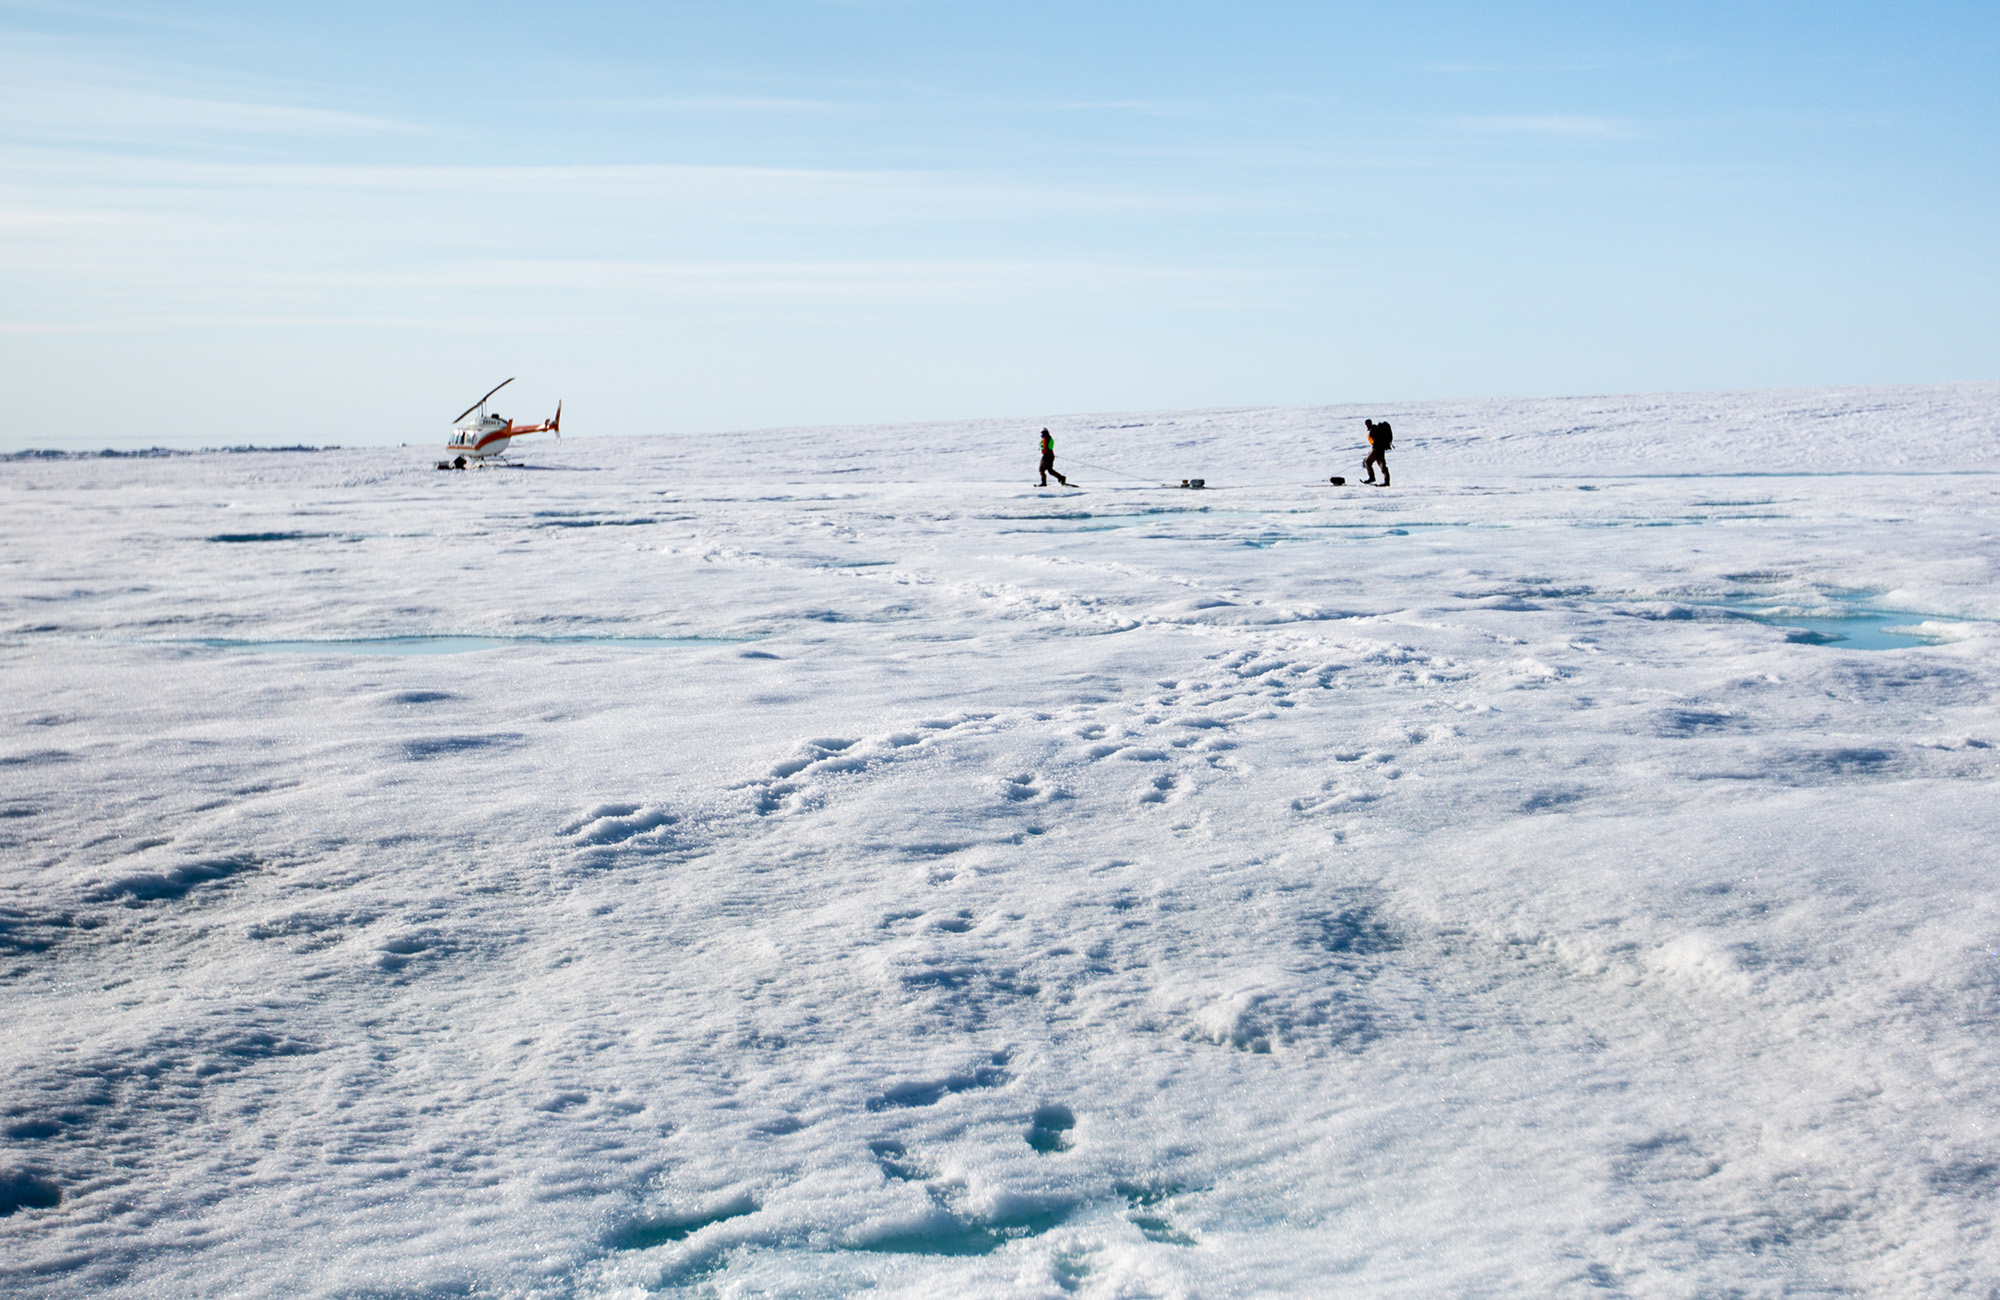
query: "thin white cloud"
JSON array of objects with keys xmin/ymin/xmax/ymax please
[
  {"xmin": 352, "ymin": 256, "xmax": 1234, "ymax": 297},
  {"xmin": 0, "ymin": 39, "xmax": 423, "ymax": 149},
  {"xmin": 1017, "ymin": 98, "xmax": 1203, "ymax": 118},
  {"xmin": 0, "ymin": 320, "xmax": 98, "ymax": 334},
  {"xmin": 10, "ymin": 87, "xmax": 418, "ymax": 140},
  {"xmin": 1427, "ymin": 62, "xmax": 1611, "ymax": 74},
  {"xmin": 0, "ymin": 142, "xmax": 1283, "ymax": 336},
  {"xmin": 0, "ymin": 151, "xmax": 1247, "ymax": 222},
  {"xmin": 0, "ymin": 255, "xmax": 1248, "ymax": 332},
  {"xmin": 560, "ymin": 95, "xmax": 862, "ymax": 115},
  {"xmin": 564, "ymin": 92, "xmax": 1206, "ymax": 121},
  {"xmin": 0, "ymin": 0, "xmax": 203, "ymax": 27},
  {"xmin": 0, "ymin": 206, "xmax": 124, "ymax": 231},
  {"xmin": 1456, "ymin": 115, "xmax": 1630, "ymax": 140}
]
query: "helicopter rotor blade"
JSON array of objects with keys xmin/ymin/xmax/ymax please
[{"xmin": 452, "ymin": 377, "xmax": 515, "ymax": 424}]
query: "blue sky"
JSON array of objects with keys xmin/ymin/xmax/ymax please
[{"xmin": 2, "ymin": 1, "xmax": 1995, "ymax": 448}]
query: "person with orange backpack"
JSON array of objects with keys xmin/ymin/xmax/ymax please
[{"xmin": 1362, "ymin": 418, "xmax": 1393, "ymax": 486}]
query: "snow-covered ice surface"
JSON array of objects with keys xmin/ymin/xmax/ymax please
[{"xmin": 4, "ymin": 383, "xmax": 1999, "ymax": 1298}]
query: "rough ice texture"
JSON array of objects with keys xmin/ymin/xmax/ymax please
[{"xmin": 2, "ymin": 382, "xmax": 1998, "ymax": 1298}]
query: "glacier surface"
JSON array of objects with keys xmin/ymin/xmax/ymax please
[{"xmin": 3, "ymin": 383, "xmax": 1999, "ymax": 1297}]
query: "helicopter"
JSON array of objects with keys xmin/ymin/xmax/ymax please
[{"xmin": 437, "ymin": 378, "xmax": 560, "ymax": 468}]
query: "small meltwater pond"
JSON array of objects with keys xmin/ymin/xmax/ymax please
[
  {"xmin": 1695, "ymin": 599, "xmax": 1964, "ymax": 651},
  {"xmin": 189, "ymin": 635, "xmax": 750, "ymax": 655},
  {"xmin": 1762, "ymin": 613, "xmax": 1957, "ymax": 651}
]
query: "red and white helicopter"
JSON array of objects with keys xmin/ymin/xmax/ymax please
[{"xmin": 437, "ymin": 378, "xmax": 561, "ymax": 468}]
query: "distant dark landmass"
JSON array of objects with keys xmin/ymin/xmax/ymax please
[{"xmin": 1, "ymin": 445, "xmax": 338, "ymax": 461}]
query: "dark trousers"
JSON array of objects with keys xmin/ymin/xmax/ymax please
[
  {"xmin": 1363, "ymin": 448, "xmax": 1389, "ymax": 484},
  {"xmin": 1039, "ymin": 452, "xmax": 1066, "ymax": 485}
]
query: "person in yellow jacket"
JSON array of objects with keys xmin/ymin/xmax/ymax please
[{"xmin": 1037, "ymin": 428, "xmax": 1068, "ymax": 487}]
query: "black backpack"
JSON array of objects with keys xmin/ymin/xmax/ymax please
[{"xmin": 1370, "ymin": 420, "xmax": 1393, "ymax": 449}]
